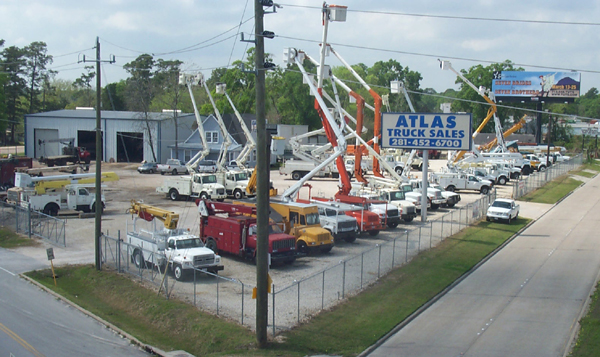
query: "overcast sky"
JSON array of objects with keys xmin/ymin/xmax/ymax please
[{"xmin": 2, "ymin": 0, "xmax": 599, "ymax": 98}]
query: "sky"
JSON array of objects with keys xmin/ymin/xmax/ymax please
[{"xmin": 2, "ymin": 0, "xmax": 600, "ymax": 99}]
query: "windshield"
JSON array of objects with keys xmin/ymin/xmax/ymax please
[
  {"xmin": 492, "ymin": 201, "xmax": 512, "ymax": 209},
  {"xmin": 268, "ymin": 224, "xmax": 283, "ymax": 234},
  {"xmin": 202, "ymin": 175, "xmax": 217, "ymax": 184},
  {"xmin": 176, "ymin": 238, "xmax": 204, "ymax": 249},
  {"xmin": 306, "ymin": 212, "xmax": 320, "ymax": 225},
  {"xmin": 235, "ymin": 172, "xmax": 248, "ymax": 181},
  {"xmin": 389, "ymin": 191, "xmax": 405, "ymax": 200}
]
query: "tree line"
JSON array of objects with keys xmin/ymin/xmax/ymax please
[{"xmin": 2, "ymin": 40, "xmax": 599, "ymax": 148}]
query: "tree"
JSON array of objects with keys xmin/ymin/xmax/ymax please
[
  {"xmin": 151, "ymin": 59, "xmax": 183, "ymax": 158},
  {"xmin": 23, "ymin": 41, "xmax": 55, "ymax": 114},
  {"xmin": 101, "ymin": 81, "xmax": 127, "ymax": 111},
  {"xmin": 124, "ymin": 54, "xmax": 158, "ymax": 162},
  {"xmin": 73, "ymin": 66, "xmax": 96, "ymax": 107},
  {"xmin": 1, "ymin": 45, "xmax": 27, "ymax": 144}
]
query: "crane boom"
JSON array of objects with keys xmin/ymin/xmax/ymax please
[
  {"xmin": 217, "ymin": 84, "xmax": 256, "ymax": 169},
  {"xmin": 180, "ymin": 73, "xmax": 210, "ymax": 173},
  {"xmin": 201, "ymin": 79, "xmax": 232, "ymax": 172},
  {"xmin": 128, "ymin": 200, "xmax": 180, "ymax": 230}
]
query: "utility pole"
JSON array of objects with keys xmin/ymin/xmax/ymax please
[
  {"xmin": 81, "ymin": 37, "xmax": 115, "ymax": 270},
  {"xmin": 254, "ymin": 0, "xmax": 268, "ymax": 347}
]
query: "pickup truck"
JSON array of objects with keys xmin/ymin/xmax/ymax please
[
  {"xmin": 486, "ymin": 198, "xmax": 519, "ymax": 224},
  {"xmin": 158, "ymin": 159, "xmax": 188, "ymax": 175}
]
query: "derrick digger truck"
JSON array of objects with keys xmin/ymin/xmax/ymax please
[{"xmin": 126, "ymin": 200, "xmax": 223, "ymax": 281}]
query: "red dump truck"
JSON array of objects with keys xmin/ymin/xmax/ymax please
[{"xmin": 197, "ymin": 200, "xmax": 299, "ymax": 265}]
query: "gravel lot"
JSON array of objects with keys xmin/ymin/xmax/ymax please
[{"xmin": 11, "ymin": 158, "xmax": 517, "ymax": 331}]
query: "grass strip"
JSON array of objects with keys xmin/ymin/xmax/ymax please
[
  {"xmin": 26, "ymin": 219, "xmax": 527, "ymax": 356},
  {"xmin": 570, "ymin": 281, "xmax": 600, "ymax": 357},
  {"xmin": 0, "ymin": 227, "xmax": 40, "ymax": 248},
  {"xmin": 520, "ymin": 176, "xmax": 582, "ymax": 204}
]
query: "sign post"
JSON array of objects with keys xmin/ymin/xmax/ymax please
[{"xmin": 46, "ymin": 248, "xmax": 57, "ymax": 286}]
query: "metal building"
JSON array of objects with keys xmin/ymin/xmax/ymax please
[{"xmin": 24, "ymin": 108, "xmax": 196, "ymax": 164}]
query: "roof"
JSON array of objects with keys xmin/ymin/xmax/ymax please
[{"xmin": 25, "ymin": 109, "xmax": 195, "ymax": 122}]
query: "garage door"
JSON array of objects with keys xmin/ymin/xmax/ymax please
[{"xmin": 34, "ymin": 129, "xmax": 59, "ymax": 158}]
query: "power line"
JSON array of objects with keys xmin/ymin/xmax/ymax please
[
  {"xmin": 278, "ymin": 3, "xmax": 600, "ymax": 26},
  {"xmin": 276, "ymin": 34, "xmax": 600, "ymax": 74}
]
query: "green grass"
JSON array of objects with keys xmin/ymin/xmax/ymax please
[
  {"xmin": 570, "ymin": 283, "xmax": 600, "ymax": 357},
  {"xmin": 26, "ymin": 219, "xmax": 528, "ymax": 357},
  {"xmin": 0, "ymin": 227, "xmax": 40, "ymax": 248},
  {"xmin": 520, "ymin": 176, "xmax": 583, "ymax": 204}
]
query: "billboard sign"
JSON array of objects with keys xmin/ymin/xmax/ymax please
[
  {"xmin": 492, "ymin": 71, "xmax": 581, "ymax": 100},
  {"xmin": 381, "ymin": 113, "xmax": 472, "ymax": 151}
]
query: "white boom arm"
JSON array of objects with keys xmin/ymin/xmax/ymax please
[
  {"xmin": 180, "ymin": 73, "xmax": 209, "ymax": 173},
  {"xmin": 217, "ymin": 84, "xmax": 256, "ymax": 169},
  {"xmin": 201, "ymin": 80, "xmax": 231, "ymax": 172}
]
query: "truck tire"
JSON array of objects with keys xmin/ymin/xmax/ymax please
[
  {"xmin": 480, "ymin": 186, "xmax": 490, "ymax": 195},
  {"xmin": 172, "ymin": 169, "xmax": 178, "ymax": 175},
  {"xmin": 297, "ymin": 241, "xmax": 309, "ymax": 255},
  {"xmin": 395, "ymin": 167, "xmax": 403, "ymax": 175},
  {"xmin": 205, "ymin": 238, "xmax": 218, "ymax": 253},
  {"xmin": 404, "ymin": 216, "xmax": 414, "ymax": 223},
  {"xmin": 368, "ymin": 230, "xmax": 380, "ymax": 236},
  {"xmin": 199, "ymin": 192, "xmax": 209, "ymax": 200},
  {"xmin": 173, "ymin": 264, "xmax": 185, "ymax": 281},
  {"xmin": 498, "ymin": 176, "xmax": 507, "ymax": 185},
  {"xmin": 169, "ymin": 189, "xmax": 179, "ymax": 201},
  {"xmin": 132, "ymin": 249, "xmax": 144, "ymax": 268},
  {"xmin": 233, "ymin": 189, "xmax": 244, "ymax": 200},
  {"xmin": 538, "ymin": 165, "xmax": 546, "ymax": 172},
  {"xmin": 43, "ymin": 204, "xmax": 59, "ymax": 217},
  {"xmin": 161, "ymin": 171, "xmax": 165, "ymax": 175},
  {"xmin": 291, "ymin": 171, "xmax": 302, "ymax": 180},
  {"xmin": 446, "ymin": 185, "xmax": 456, "ymax": 192},
  {"xmin": 91, "ymin": 202, "xmax": 104, "ymax": 214},
  {"xmin": 344, "ymin": 235, "xmax": 357, "ymax": 243},
  {"xmin": 431, "ymin": 204, "xmax": 439, "ymax": 210},
  {"xmin": 387, "ymin": 222, "xmax": 399, "ymax": 228}
]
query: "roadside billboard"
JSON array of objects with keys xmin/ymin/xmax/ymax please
[
  {"xmin": 381, "ymin": 113, "xmax": 472, "ymax": 151},
  {"xmin": 492, "ymin": 71, "xmax": 581, "ymax": 102}
]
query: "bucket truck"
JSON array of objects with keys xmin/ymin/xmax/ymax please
[
  {"xmin": 126, "ymin": 200, "xmax": 223, "ymax": 281},
  {"xmin": 7, "ymin": 171, "xmax": 119, "ymax": 216},
  {"xmin": 197, "ymin": 200, "xmax": 299, "ymax": 264},
  {"xmin": 156, "ymin": 73, "xmax": 226, "ymax": 202},
  {"xmin": 38, "ymin": 138, "xmax": 91, "ymax": 169}
]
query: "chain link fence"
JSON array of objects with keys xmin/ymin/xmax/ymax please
[
  {"xmin": 0, "ymin": 201, "xmax": 66, "ymax": 246},
  {"xmin": 100, "ymin": 191, "xmax": 496, "ymax": 334},
  {"xmin": 512, "ymin": 155, "xmax": 583, "ymax": 199}
]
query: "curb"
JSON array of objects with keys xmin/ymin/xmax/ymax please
[{"xmin": 19, "ymin": 273, "xmax": 170, "ymax": 357}]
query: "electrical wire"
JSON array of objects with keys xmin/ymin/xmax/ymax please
[
  {"xmin": 228, "ymin": 0, "xmax": 251, "ymax": 67},
  {"xmin": 278, "ymin": 3, "xmax": 600, "ymax": 26}
]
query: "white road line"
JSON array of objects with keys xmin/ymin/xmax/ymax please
[{"xmin": 0, "ymin": 267, "xmax": 16, "ymax": 276}]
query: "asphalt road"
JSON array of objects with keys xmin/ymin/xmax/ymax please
[
  {"xmin": 0, "ymin": 249, "xmax": 150, "ymax": 357},
  {"xmin": 367, "ymin": 173, "xmax": 600, "ymax": 356}
]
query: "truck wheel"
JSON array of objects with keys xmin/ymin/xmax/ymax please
[
  {"xmin": 431, "ymin": 204, "xmax": 439, "ymax": 210},
  {"xmin": 387, "ymin": 222, "xmax": 399, "ymax": 228},
  {"xmin": 172, "ymin": 169, "xmax": 178, "ymax": 175},
  {"xmin": 344, "ymin": 235, "xmax": 357, "ymax": 243},
  {"xmin": 233, "ymin": 189, "xmax": 244, "ymax": 200},
  {"xmin": 498, "ymin": 176, "xmax": 507, "ymax": 185},
  {"xmin": 199, "ymin": 192, "xmax": 209, "ymax": 200},
  {"xmin": 291, "ymin": 171, "xmax": 302, "ymax": 180},
  {"xmin": 538, "ymin": 165, "xmax": 546, "ymax": 172},
  {"xmin": 43, "ymin": 204, "xmax": 59, "ymax": 217},
  {"xmin": 91, "ymin": 203, "xmax": 104, "ymax": 214},
  {"xmin": 173, "ymin": 264, "xmax": 185, "ymax": 281},
  {"xmin": 404, "ymin": 216, "xmax": 414, "ymax": 223},
  {"xmin": 368, "ymin": 230, "xmax": 380, "ymax": 236},
  {"xmin": 133, "ymin": 250, "xmax": 144, "ymax": 268},
  {"xmin": 395, "ymin": 167, "xmax": 403, "ymax": 175},
  {"xmin": 322, "ymin": 246, "xmax": 333, "ymax": 254},
  {"xmin": 480, "ymin": 186, "xmax": 490, "ymax": 195},
  {"xmin": 297, "ymin": 241, "xmax": 309, "ymax": 255},
  {"xmin": 205, "ymin": 238, "xmax": 218, "ymax": 253},
  {"xmin": 446, "ymin": 185, "xmax": 455, "ymax": 192},
  {"xmin": 169, "ymin": 189, "xmax": 179, "ymax": 201},
  {"xmin": 161, "ymin": 171, "xmax": 165, "ymax": 175}
]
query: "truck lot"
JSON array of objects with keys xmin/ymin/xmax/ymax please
[{"xmin": 17, "ymin": 158, "xmax": 514, "ymax": 285}]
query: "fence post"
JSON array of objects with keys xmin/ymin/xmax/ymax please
[
  {"xmin": 377, "ymin": 244, "xmax": 381, "ymax": 278},
  {"xmin": 117, "ymin": 230, "xmax": 121, "ymax": 273},
  {"xmin": 322, "ymin": 271, "xmax": 325, "ymax": 310},
  {"xmin": 217, "ymin": 274, "xmax": 220, "ymax": 315},
  {"xmin": 405, "ymin": 231, "xmax": 409, "ymax": 263},
  {"xmin": 418, "ymin": 226, "xmax": 422, "ymax": 252},
  {"xmin": 194, "ymin": 268, "xmax": 197, "ymax": 306},
  {"xmin": 342, "ymin": 260, "xmax": 346, "ymax": 299},
  {"xmin": 297, "ymin": 281, "xmax": 300, "ymax": 324},
  {"xmin": 392, "ymin": 238, "xmax": 396, "ymax": 268},
  {"xmin": 430, "ymin": 221, "xmax": 433, "ymax": 249},
  {"xmin": 271, "ymin": 284, "xmax": 274, "ymax": 336},
  {"xmin": 361, "ymin": 252, "xmax": 364, "ymax": 288},
  {"xmin": 242, "ymin": 283, "xmax": 245, "ymax": 326},
  {"xmin": 27, "ymin": 204, "xmax": 31, "ymax": 238},
  {"xmin": 441, "ymin": 215, "xmax": 444, "ymax": 240},
  {"xmin": 450, "ymin": 211, "xmax": 454, "ymax": 236}
]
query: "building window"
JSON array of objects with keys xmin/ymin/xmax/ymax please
[
  {"xmin": 184, "ymin": 150, "xmax": 191, "ymax": 162},
  {"xmin": 206, "ymin": 131, "xmax": 219, "ymax": 143},
  {"xmin": 251, "ymin": 150, "xmax": 257, "ymax": 162}
]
